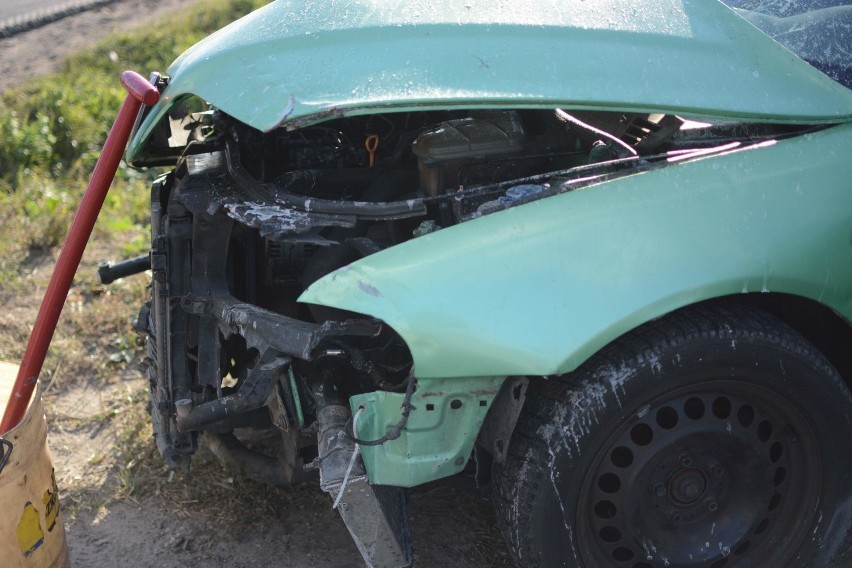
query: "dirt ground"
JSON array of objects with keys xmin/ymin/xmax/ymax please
[
  {"xmin": 51, "ymin": 366, "xmax": 510, "ymax": 567},
  {"xmin": 0, "ymin": 2, "xmax": 513, "ymax": 566}
]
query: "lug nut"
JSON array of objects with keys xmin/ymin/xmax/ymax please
[
  {"xmin": 705, "ymin": 498, "xmax": 718, "ymax": 512},
  {"xmin": 654, "ymin": 483, "xmax": 666, "ymax": 498},
  {"xmin": 669, "ymin": 511, "xmax": 683, "ymax": 522},
  {"xmin": 712, "ymin": 465, "xmax": 725, "ymax": 477},
  {"xmin": 678, "ymin": 453, "xmax": 693, "ymax": 467}
]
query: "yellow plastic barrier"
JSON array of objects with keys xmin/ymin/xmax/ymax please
[{"xmin": 0, "ymin": 362, "xmax": 70, "ymax": 567}]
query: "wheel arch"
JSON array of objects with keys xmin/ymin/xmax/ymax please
[
  {"xmin": 486, "ymin": 292, "xmax": 852, "ymax": 466},
  {"xmin": 572, "ymin": 290, "xmax": 852, "ymax": 393},
  {"xmin": 718, "ymin": 292, "xmax": 852, "ymax": 394}
]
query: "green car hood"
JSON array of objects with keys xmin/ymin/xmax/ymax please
[{"xmin": 127, "ymin": 0, "xmax": 852, "ymax": 161}]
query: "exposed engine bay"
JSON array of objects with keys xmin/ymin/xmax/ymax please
[
  {"xmin": 129, "ymin": 103, "xmax": 818, "ymax": 564},
  {"xmin": 136, "ymin": 101, "xmax": 816, "ymax": 473}
]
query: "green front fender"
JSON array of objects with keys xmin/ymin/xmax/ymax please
[{"xmin": 300, "ymin": 122, "xmax": 852, "ymax": 380}]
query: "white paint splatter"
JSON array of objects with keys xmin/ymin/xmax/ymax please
[{"xmin": 224, "ymin": 201, "xmax": 311, "ymax": 233}]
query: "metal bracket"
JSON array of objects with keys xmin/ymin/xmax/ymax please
[
  {"xmin": 316, "ymin": 404, "xmax": 412, "ymax": 568},
  {"xmin": 175, "ymin": 352, "xmax": 290, "ymax": 432}
]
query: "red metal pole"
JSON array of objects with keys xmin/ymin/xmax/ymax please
[{"xmin": 0, "ymin": 71, "xmax": 159, "ymax": 434}]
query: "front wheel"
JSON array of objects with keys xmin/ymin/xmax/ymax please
[{"xmin": 494, "ymin": 306, "xmax": 852, "ymax": 568}]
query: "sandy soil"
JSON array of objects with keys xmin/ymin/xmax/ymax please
[{"xmin": 0, "ymin": 3, "xmax": 513, "ymax": 567}]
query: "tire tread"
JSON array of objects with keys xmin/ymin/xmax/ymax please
[{"xmin": 493, "ymin": 303, "xmax": 851, "ymax": 567}]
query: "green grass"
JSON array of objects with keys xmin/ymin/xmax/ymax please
[{"xmin": 0, "ymin": 0, "xmax": 270, "ymax": 259}]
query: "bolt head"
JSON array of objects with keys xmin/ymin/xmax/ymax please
[{"xmin": 654, "ymin": 483, "xmax": 666, "ymax": 498}]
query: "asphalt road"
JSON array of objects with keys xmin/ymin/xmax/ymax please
[
  {"xmin": 0, "ymin": 0, "xmax": 115, "ymax": 36},
  {"xmin": 2, "ymin": 0, "xmax": 81, "ymax": 21}
]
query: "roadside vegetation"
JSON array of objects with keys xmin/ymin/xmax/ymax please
[
  {"xmin": 0, "ymin": 0, "xmax": 270, "ymax": 513},
  {"xmin": 0, "ymin": 0, "xmax": 269, "ymax": 257}
]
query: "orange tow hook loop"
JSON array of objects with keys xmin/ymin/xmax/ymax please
[{"xmin": 0, "ymin": 71, "xmax": 159, "ymax": 434}]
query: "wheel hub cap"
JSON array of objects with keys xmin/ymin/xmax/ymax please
[
  {"xmin": 576, "ymin": 381, "xmax": 820, "ymax": 568},
  {"xmin": 668, "ymin": 467, "xmax": 706, "ymax": 505}
]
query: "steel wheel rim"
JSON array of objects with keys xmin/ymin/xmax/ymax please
[{"xmin": 576, "ymin": 379, "xmax": 821, "ymax": 568}]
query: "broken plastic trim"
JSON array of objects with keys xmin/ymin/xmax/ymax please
[{"xmin": 208, "ymin": 293, "xmax": 383, "ymax": 360}]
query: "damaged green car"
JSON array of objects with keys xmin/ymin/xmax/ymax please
[{"xmin": 119, "ymin": 0, "xmax": 852, "ymax": 566}]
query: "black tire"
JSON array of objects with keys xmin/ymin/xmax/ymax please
[{"xmin": 494, "ymin": 305, "xmax": 852, "ymax": 568}]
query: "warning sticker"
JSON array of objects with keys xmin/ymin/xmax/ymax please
[{"xmin": 16, "ymin": 502, "xmax": 44, "ymax": 557}]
